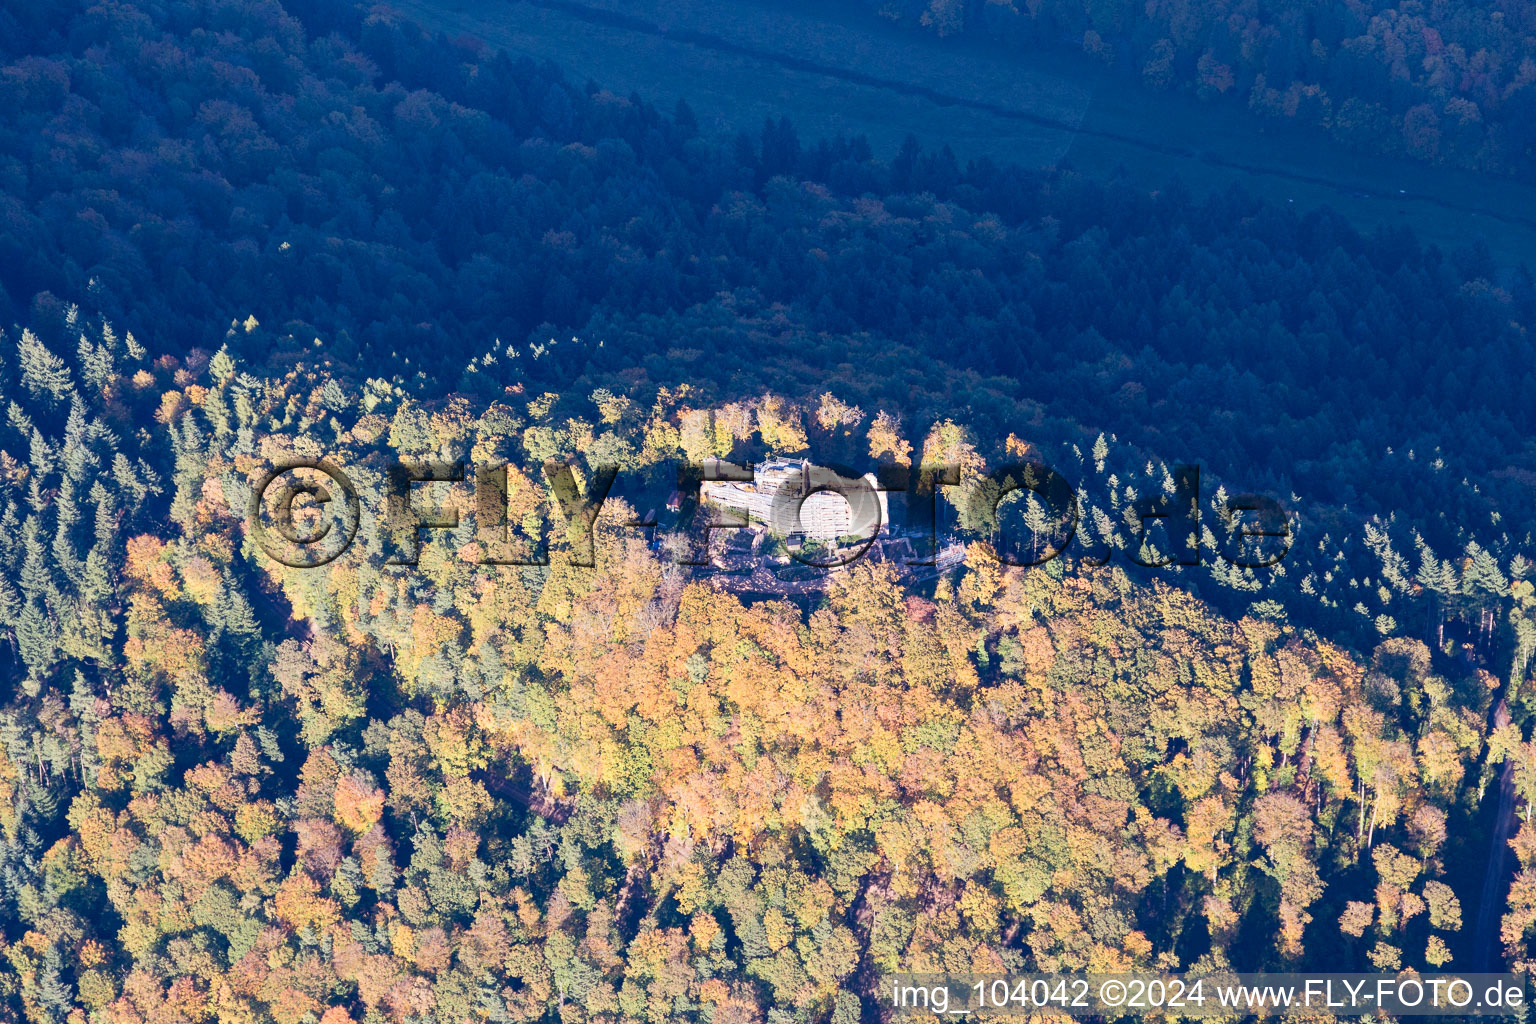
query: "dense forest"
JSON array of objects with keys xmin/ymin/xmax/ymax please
[
  {"xmin": 854, "ymin": 0, "xmax": 1536, "ymax": 175},
  {"xmin": 3, "ymin": 0, "xmax": 1536, "ymax": 1021},
  {"xmin": 0, "ymin": 318, "xmax": 1531, "ymax": 1024},
  {"xmin": 4, "ymin": 0, "xmax": 1536, "ymax": 589}
]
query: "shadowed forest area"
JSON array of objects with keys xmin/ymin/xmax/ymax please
[{"xmin": 395, "ymin": 0, "xmax": 1536, "ymax": 266}]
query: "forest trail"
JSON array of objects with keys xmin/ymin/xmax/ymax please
[
  {"xmin": 394, "ymin": 0, "xmax": 1536, "ymax": 266},
  {"xmin": 1474, "ymin": 699, "xmax": 1517, "ymax": 971}
]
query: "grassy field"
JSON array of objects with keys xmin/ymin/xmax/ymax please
[{"xmin": 397, "ymin": 0, "xmax": 1536, "ymax": 267}]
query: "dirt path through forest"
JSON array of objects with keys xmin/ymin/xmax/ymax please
[{"xmin": 1474, "ymin": 700, "xmax": 1518, "ymax": 971}]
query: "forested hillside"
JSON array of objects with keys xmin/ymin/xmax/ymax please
[
  {"xmin": 4, "ymin": 0, "xmax": 1536, "ymax": 1021},
  {"xmin": 857, "ymin": 0, "xmax": 1536, "ymax": 175},
  {"xmin": 5, "ymin": 0, "xmax": 1536, "ymax": 634},
  {"xmin": 1, "ymin": 319, "xmax": 1532, "ymax": 1024}
]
